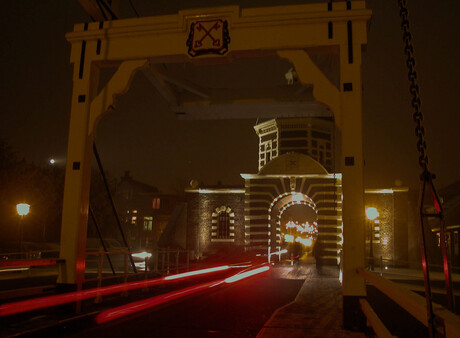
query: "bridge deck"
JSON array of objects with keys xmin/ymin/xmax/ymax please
[{"xmin": 258, "ymin": 262, "xmax": 365, "ymax": 337}]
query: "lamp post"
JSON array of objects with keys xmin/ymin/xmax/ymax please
[
  {"xmin": 365, "ymin": 207, "xmax": 379, "ymax": 270},
  {"xmin": 16, "ymin": 203, "xmax": 30, "ymax": 254}
]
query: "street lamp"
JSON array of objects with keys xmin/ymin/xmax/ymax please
[
  {"xmin": 365, "ymin": 207, "xmax": 379, "ymax": 270},
  {"xmin": 16, "ymin": 203, "xmax": 30, "ymax": 254}
]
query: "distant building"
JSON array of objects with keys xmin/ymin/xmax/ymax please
[
  {"xmin": 185, "ymin": 117, "xmax": 414, "ymax": 267},
  {"xmin": 364, "ymin": 188, "xmax": 413, "ymax": 267},
  {"xmin": 186, "ymin": 152, "xmax": 342, "ymax": 264},
  {"xmin": 115, "ymin": 171, "xmax": 184, "ymax": 251},
  {"xmin": 118, "ymin": 118, "xmax": 419, "ymax": 268},
  {"xmin": 431, "ymin": 180, "xmax": 460, "ymax": 269}
]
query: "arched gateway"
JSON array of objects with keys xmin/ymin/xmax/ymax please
[
  {"xmin": 244, "ymin": 152, "xmax": 342, "ymax": 265},
  {"xmin": 59, "ymin": 2, "xmax": 371, "ymax": 329}
]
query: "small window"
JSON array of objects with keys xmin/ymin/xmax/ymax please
[
  {"xmin": 143, "ymin": 216, "xmax": 153, "ymax": 231},
  {"xmin": 212, "ymin": 206, "xmax": 235, "ymax": 242},
  {"xmin": 152, "ymin": 198, "xmax": 161, "ymax": 209},
  {"xmin": 218, "ymin": 212, "xmax": 230, "ymax": 239}
]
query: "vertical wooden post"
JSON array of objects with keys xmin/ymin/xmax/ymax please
[
  {"xmin": 57, "ymin": 40, "xmax": 96, "ymax": 287},
  {"xmin": 339, "ymin": 20, "xmax": 366, "ymax": 330},
  {"xmin": 58, "ymin": 59, "xmax": 147, "ymax": 286}
]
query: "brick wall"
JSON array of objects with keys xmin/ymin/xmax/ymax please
[{"xmin": 186, "ymin": 191, "xmax": 245, "ymax": 257}]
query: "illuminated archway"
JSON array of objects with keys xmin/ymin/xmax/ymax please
[
  {"xmin": 243, "ymin": 170, "xmax": 342, "ymax": 265},
  {"xmin": 268, "ymin": 192, "xmax": 319, "ymax": 259},
  {"xmin": 279, "ymin": 203, "xmax": 319, "ymax": 260}
]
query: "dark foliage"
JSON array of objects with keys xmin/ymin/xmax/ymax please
[
  {"xmin": 0, "ymin": 139, "xmax": 119, "ymax": 252},
  {"xmin": 0, "ymin": 139, "xmax": 64, "ymax": 251}
]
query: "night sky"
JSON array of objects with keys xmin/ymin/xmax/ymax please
[{"xmin": 1, "ymin": 0, "xmax": 459, "ymax": 193}]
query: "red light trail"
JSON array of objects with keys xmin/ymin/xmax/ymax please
[
  {"xmin": 0, "ymin": 259, "xmax": 63, "ymax": 268},
  {"xmin": 96, "ymin": 264, "xmax": 270, "ymax": 323},
  {"xmin": 224, "ymin": 265, "xmax": 270, "ymax": 283},
  {"xmin": 0, "ymin": 265, "xmax": 230, "ymax": 317},
  {"xmin": 164, "ymin": 265, "xmax": 230, "ymax": 280},
  {"xmin": 95, "ymin": 280, "xmax": 224, "ymax": 324}
]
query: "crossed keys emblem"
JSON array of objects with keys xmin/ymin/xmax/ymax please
[
  {"xmin": 187, "ymin": 19, "xmax": 230, "ymax": 57},
  {"xmin": 194, "ymin": 21, "xmax": 221, "ymax": 48}
]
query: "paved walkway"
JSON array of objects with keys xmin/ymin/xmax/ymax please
[{"xmin": 257, "ymin": 261, "xmax": 365, "ymax": 338}]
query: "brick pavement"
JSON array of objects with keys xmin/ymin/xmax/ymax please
[{"xmin": 257, "ymin": 262, "xmax": 365, "ymax": 337}]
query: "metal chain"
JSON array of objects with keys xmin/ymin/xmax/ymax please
[
  {"xmin": 398, "ymin": 2, "xmax": 455, "ymax": 334},
  {"xmin": 398, "ymin": 0, "xmax": 429, "ymax": 172}
]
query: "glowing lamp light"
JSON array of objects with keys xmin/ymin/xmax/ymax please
[
  {"xmin": 284, "ymin": 234, "xmax": 294, "ymax": 243},
  {"xmin": 131, "ymin": 252, "xmax": 152, "ymax": 259},
  {"xmin": 286, "ymin": 221, "xmax": 296, "ymax": 229},
  {"xmin": 365, "ymin": 207, "xmax": 379, "ymax": 221},
  {"xmin": 295, "ymin": 237, "xmax": 313, "ymax": 247},
  {"xmin": 292, "ymin": 193, "xmax": 303, "ymax": 203},
  {"xmin": 16, "ymin": 203, "xmax": 30, "ymax": 216},
  {"xmin": 49, "ymin": 159, "xmax": 55, "ymax": 164}
]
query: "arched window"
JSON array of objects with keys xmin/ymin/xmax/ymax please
[
  {"xmin": 211, "ymin": 206, "xmax": 235, "ymax": 242},
  {"xmin": 217, "ymin": 211, "xmax": 230, "ymax": 238}
]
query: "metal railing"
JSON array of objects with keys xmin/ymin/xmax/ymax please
[
  {"xmin": 0, "ymin": 250, "xmax": 62, "ymax": 272},
  {"xmin": 150, "ymin": 248, "xmax": 190, "ymax": 275},
  {"xmin": 1, "ymin": 249, "xmax": 60, "ymax": 261},
  {"xmin": 0, "ymin": 252, "xmax": 63, "ymax": 300},
  {"xmin": 84, "ymin": 248, "xmax": 191, "ymax": 300},
  {"xmin": 366, "ymin": 255, "xmax": 460, "ymax": 277}
]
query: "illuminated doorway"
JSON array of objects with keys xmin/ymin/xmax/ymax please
[{"xmin": 279, "ymin": 203, "xmax": 318, "ymax": 262}]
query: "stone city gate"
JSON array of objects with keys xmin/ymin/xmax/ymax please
[
  {"xmin": 59, "ymin": 1, "xmax": 371, "ymax": 328},
  {"xmin": 243, "ymin": 153, "xmax": 342, "ymax": 265}
]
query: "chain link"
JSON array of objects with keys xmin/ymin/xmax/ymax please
[{"xmin": 398, "ymin": 0, "xmax": 429, "ymax": 171}]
